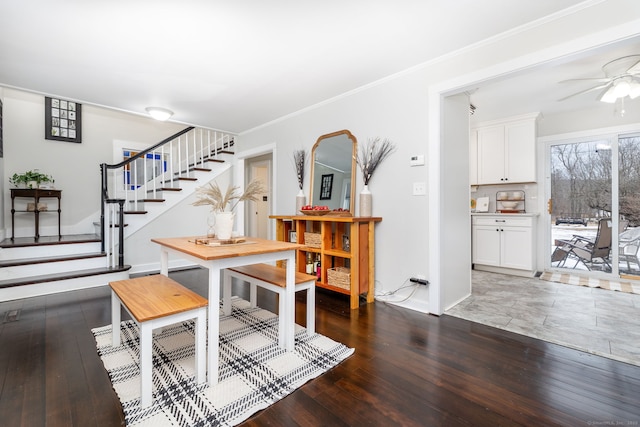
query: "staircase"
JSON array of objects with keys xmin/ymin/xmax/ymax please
[{"xmin": 0, "ymin": 127, "xmax": 235, "ymax": 302}]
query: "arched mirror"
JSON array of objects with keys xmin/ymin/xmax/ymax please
[{"xmin": 309, "ymin": 130, "xmax": 357, "ymax": 213}]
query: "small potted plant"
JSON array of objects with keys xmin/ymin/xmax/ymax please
[{"xmin": 9, "ymin": 170, "xmax": 55, "ymax": 189}]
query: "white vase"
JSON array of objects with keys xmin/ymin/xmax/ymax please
[
  {"xmin": 296, "ymin": 189, "xmax": 306, "ymax": 213},
  {"xmin": 215, "ymin": 211, "xmax": 235, "ymax": 240},
  {"xmin": 359, "ymin": 185, "xmax": 372, "ymax": 217}
]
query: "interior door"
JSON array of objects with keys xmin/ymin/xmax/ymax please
[{"xmin": 246, "ymin": 157, "xmax": 271, "ymax": 239}]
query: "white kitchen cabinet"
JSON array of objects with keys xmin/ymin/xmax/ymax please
[
  {"xmin": 474, "ymin": 113, "xmax": 539, "ymax": 185},
  {"xmin": 472, "ymin": 215, "xmax": 535, "ymax": 273}
]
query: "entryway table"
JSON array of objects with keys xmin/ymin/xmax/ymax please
[{"xmin": 151, "ymin": 236, "xmax": 301, "ymax": 386}]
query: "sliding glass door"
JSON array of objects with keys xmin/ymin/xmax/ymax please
[
  {"xmin": 548, "ymin": 132, "xmax": 640, "ymax": 277},
  {"xmin": 617, "ymin": 134, "xmax": 640, "ymax": 277}
]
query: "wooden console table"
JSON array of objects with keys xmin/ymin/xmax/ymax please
[
  {"xmin": 10, "ymin": 188, "xmax": 62, "ymax": 240},
  {"xmin": 271, "ymin": 215, "xmax": 382, "ymax": 309}
]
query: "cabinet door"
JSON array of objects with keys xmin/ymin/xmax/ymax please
[
  {"xmin": 505, "ymin": 120, "xmax": 536, "ymax": 183},
  {"xmin": 472, "ymin": 225, "xmax": 501, "ymax": 266},
  {"xmin": 477, "ymin": 125, "xmax": 505, "ymax": 184},
  {"xmin": 500, "ymin": 226, "xmax": 533, "ymax": 270}
]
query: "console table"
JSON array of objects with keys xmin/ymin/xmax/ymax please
[
  {"xmin": 271, "ymin": 215, "xmax": 382, "ymax": 309},
  {"xmin": 11, "ymin": 188, "xmax": 62, "ymax": 240}
]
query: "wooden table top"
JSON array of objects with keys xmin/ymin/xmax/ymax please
[
  {"xmin": 151, "ymin": 236, "xmax": 302, "ymax": 261},
  {"xmin": 110, "ymin": 274, "xmax": 208, "ymax": 322}
]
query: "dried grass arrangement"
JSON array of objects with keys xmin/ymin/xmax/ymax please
[
  {"xmin": 356, "ymin": 137, "xmax": 396, "ymax": 185},
  {"xmin": 193, "ymin": 178, "xmax": 265, "ymax": 212},
  {"xmin": 292, "ymin": 149, "xmax": 307, "ymax": 190}
]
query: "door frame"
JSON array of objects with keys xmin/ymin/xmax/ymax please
[{"xmin": 234, "ymin": 143, "xmax": 276, "ymax": 240}]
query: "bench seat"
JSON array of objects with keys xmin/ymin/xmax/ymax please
[
  {"xmin": 109, "ymin": 274, "xmax": 208, "ymax": 408},
  {"xmin": 223, "ymin": 263, "xmax": 316, "ymax": 345}
]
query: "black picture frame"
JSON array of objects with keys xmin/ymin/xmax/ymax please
[
  {"xmin": 45, "ymin": 97, "xmax": 82, "ymax": 143},
  {"xmin": 320, "ymin": 174, "xmax": 333, "ymax": 200}
]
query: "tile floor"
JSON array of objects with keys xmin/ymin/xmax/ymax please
[{"xmin": 445, "ymin": 270, "xmax": 640, "ymax": 367}]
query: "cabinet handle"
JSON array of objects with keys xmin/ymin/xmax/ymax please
[{"xmin": 495, "ymin": 219, "xmax": 506, "ymax": 223}]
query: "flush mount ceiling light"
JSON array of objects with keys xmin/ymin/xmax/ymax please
[{"xmin": 145, "ymin": 107, "xmax": 173, "ymax": 121}]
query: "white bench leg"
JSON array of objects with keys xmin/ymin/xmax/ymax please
[
  {"xmin": 194, "ymin": 307, "xmax": 206, "ymax": 384},
  {"xmin": 250, "ymin": 283, "xmax": 258, "ymax": 308},
  {"xmin": 306, "ymin": 284, "xmax": 315, "ymax": 336},
  {"xmin": 139, "ymin": 323, "xmax": 153, "ymax": 408}
]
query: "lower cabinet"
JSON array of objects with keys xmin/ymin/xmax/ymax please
[{"xmin": 472, "ymin": 215, "xmax": 535, "ymax": 272}]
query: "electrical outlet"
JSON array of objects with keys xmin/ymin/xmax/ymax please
[{"xmin": 413, "ymin": 182, "xmax": 426, "ymax": 196}]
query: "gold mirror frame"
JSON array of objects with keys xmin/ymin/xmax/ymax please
[{"xmin": 309, "ymin": 130, "xmax": 357, "ymax": 213}]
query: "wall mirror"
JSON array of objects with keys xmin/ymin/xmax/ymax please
[{"xmin": 309, "ymin": 130, "xmax": 357, "ymax": 213}]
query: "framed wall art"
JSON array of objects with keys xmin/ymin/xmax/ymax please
[
  {"xmin": 45, "ymin": 96, "xmax": 82, "ymax": 143},
  {"xmin": 320, "ymin": 173, "xmax": 333, "ymax": 200}
]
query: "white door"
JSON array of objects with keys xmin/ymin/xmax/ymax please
[
  {"xmin": 501, "ymin": 226, "xmax": 533, "ymax": 270},
  {"xmin": 246, "ymin": 156, "xmax": 272, "ymax": 239}
]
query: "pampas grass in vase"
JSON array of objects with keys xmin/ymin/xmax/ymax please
[
  {"xmin": 293, "ymin": 149, "xmax": 308, "ymax": 213},
  {"xmin": 356, "ymin": 137, "xmax": 396, "ymax": 216}
]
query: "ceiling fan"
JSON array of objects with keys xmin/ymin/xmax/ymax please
[{"xmin": 559, "ymin": 55, "xmax": 640, "ymax": 103}]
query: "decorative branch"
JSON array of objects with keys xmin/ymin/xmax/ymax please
[
  {"xmin": 292, "ymin": 149, "xmax": 307, "ymax": 190},
  {"xmin": 192, "ymin": 178, "xmax": 265, "ymax": 212},
  {"xmin": 356, "ymin": 137, "xmax": 397, "ymax": 186}
]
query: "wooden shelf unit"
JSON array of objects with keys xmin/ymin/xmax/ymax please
[{"xmin": 271, "ymin": 215, "xmax": 382, "ymax": 309}]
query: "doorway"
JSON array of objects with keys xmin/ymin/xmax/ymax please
[
  {"xmin": 547, "ymin": 131, "xmax": 640, "ymax": 278},
  {"xmin": 245, "ymin": 153, "xmax": 272, "ymax": 239}
]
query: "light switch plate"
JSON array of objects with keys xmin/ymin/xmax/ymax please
[{"xmin": 413, "ymin": 182, "xmax": 426, "ymax": 196}]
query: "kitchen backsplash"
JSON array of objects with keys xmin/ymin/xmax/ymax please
[{"xmin": 471, "ymin": 183, "xmax": 538, "ymax": 213}]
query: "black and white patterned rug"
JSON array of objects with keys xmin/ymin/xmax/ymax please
[{"xmin": 92, "ymin": 297, "xmax": 354, "ymax": 426}]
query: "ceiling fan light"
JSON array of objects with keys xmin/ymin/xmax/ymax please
[
  {"xmin": 628, "ymin": 82, "xmax": 640, "ymax": 99},
  {"xmin": 612, "ymin": 80, "xmax": 631, "ymax": 98},
  {"xmin": 600, "ymin": 87, "xmax": 618, "ymax": 103},
  {"xmin": 145, "ymin": 107, "xmax": 173, "ymax": 121}
]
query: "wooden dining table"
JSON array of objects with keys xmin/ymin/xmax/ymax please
[{"xmin": 151, "ymin": 236, "xmax": 301, "ymax": 386}]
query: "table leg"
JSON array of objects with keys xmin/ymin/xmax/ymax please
[
  {"xmin": 284, "ymin": 249, "xmax": 295, "ymax": 351},
  {"xmin": 160, "ymin": 249, "xmax": 169, "ymax": 276},
  {"xmin": 111, "ymin": 291, "xmax": 121, "ymax": 346},
  {"xmin": 208, "ymin": 267, "xmax": 221, "ymax": 386}
]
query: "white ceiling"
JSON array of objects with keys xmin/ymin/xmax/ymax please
[{"xmin": 2, "ymin": 0, "xmax": 633, "ymax": 133}]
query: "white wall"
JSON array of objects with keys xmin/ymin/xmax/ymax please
[
  {"xmin": 239, "ymin": 2, "xmax": 640, "ymax": 314},
  {"xmin": 2, "ymin": 88, "xmax": 188, "ymax": 238}
]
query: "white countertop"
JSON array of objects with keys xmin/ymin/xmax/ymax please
[{"xmin": 471, "ymin": 212, "xmax": 539, "ymax": 217}]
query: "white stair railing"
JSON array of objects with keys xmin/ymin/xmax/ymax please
[{"xmin": 100, "ymin": 126, "xmax": 235, "ymax": 267}]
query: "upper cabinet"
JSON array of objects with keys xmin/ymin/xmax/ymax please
[{"xmin": 472, "ymin": 113, "xmax": 539, "ymax": 185}]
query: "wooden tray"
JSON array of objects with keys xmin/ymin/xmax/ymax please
[
  {"xmin": 190, "ymin": 237, "xmax": 250, "ymax": 246},
  {"xmin": 300, "ymin": 210, "xmax": 330, "ymax": 216}
]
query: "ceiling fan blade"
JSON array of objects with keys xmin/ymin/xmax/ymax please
[
  {"xmin": 558, "ymin": 83, "xmax": 611, "ymax": 101},
  {"xmin": 559, "ymin": 78, "xmax": 611, "ymax": 83},
  {"xmin": 627, "ymin": 58, "xmax": 640, "ymax": 75}
]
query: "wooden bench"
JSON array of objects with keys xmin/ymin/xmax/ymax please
[
  {"xmin": 109, "ymin": 274, "xmax": 208, "ymax": 408},
  {"xmin": 222, "ymin": 264, "xmax": 316, "ymax": 346}
]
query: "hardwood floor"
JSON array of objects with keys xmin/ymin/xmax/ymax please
[{"xmin": 1, "ymin": 267, "xmax": 639, "ymax": 426}]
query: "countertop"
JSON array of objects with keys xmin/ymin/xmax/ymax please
[{"xmin": 471, "ymin": 212, "xmax": 539, "ymax": 217}]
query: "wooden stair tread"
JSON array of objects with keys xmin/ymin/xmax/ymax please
[
  {"xmin": 0, "ymin": 234, "xmax": 100, "ymax": 248},
  {"xmin": 0, "ymin": 265, "xmax": 132, "ymax": 289},
  {"xmin": 0, "ymin": 252, "xmax": 106, "ymax": 268},
  {"xmin": 124, "ymin": 211, "xmax": 148, "ymax": 215},
  {"xmin": 160, "ymin": 187, "xmax": 182, "ymax": 192},
  {"xmin": 141, "ymin": 199, "xmax": 165, "ymax": 202}
]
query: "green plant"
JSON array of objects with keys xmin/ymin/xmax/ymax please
[{"xmin": 9, "ymin": 170, "xmax": 55, "ymax": 188}]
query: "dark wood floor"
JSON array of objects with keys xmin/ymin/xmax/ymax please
[{"xmin": 1, "ymin": 268, "xmax": 639, "ymax": 426}]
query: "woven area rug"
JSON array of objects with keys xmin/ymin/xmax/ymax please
[
  {"xmin": 540, "ymin": 271, "xmax": 640, "ymax": 295},
  {"xmin": 92, "ymin": 298, "xmax": 354, "ymax": 426}
]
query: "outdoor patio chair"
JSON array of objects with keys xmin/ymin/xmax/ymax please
[
  {"xmin": 552, "ymin": 218, "xmax": 612, "ymax": 271},
  {"xmin": 619, "ymin": 227, "xmax": 640, "ymax": 273}
]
